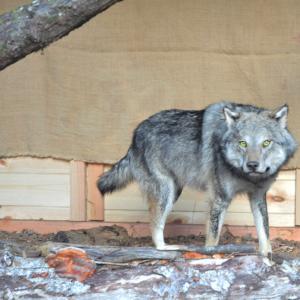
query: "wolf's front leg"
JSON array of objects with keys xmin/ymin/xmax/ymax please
[
  {"xmin": 249, "ymin": 191, "xmax": 272, "ymax": 257},
  {"xmin": 205, "ymin": 196, "xmax": 231, "ymax": 247}
]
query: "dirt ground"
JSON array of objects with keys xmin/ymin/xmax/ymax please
[
  {"xmin": 1, "ymin": 225, "xmax": 300, "ymax": 299},
  {"xmin": 0, "ymin": 225, "xmax": 299, "ymax": 261}
]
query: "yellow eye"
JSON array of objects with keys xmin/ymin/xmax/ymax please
[
  {"xmin": 239, "ymin": 140, "xmax": 247, "ymax": 148},
  {"xmin": 262, "ymin": 140, "xmax": 271, "ymax": 148}
]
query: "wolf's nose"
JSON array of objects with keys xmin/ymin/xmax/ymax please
[{"xmin": 247, "ymin": 161, "xmax": 259, "ymax": 171}]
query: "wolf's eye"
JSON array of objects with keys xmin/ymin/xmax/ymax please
[
  {"xmin": 239, "ymin": 140, "xmax": 247, "ymax": 148},
  {"xmin": 262, "ymin": 140, "xmax": 271, "ymax": 148}
]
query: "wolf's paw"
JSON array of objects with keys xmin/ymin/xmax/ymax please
[
  {"xmin": 260, "ymin": 250, "xmax": 272, "ymax": 260},
  {"xmin": 156, "ymin": 244, "xmax": 187, "ymax": 251},
  {"xmin": 259, "ymin": 244, "xmax": 272, "ymax": 258},
  {"xmin": 204, "ymin": 240, "xmax": 218, "ymax": 247}
]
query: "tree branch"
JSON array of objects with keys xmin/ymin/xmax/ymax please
[{"xmin": 0, "ymin": 0, "xmax": 122, "ymax": 71}]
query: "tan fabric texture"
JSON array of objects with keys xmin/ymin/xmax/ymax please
[{"xmin": 1, "ymin": 0, "xmax": 300, "ymax": 167}]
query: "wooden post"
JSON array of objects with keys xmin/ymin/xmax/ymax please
[
  {"xmin": 70, "ymin": 161, "xmax": 86, "ymax": 221},
  {"xmin": 296, "ymin": 169, "xmax": 300, "ymax": 225},
  {"xmin": 87, "ymin": 164, "xmax": 105, "ymax": 221}
]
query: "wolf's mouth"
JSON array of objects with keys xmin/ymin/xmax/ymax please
[
  {"xmin": 248, "ymin": 168, "xmax": 270, "ymax": 177},
  {"xmin": 248, "ymin": 172, "xmax": 264, "ymax": 176}
]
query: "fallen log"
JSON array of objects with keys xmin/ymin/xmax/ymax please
[{"xmin": 40, "ymin": 242, "xmax": 257, "ymax": 263}]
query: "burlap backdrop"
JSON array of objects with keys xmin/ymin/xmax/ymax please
[{"xmin": 1, "ymin": 0, "xmax": 300, "ymax": 167}]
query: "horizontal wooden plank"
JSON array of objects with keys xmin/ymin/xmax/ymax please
[
  {"xmin": 105, "ymin": 184, "xmax": 204, "ymax": 211},
  {"xmin": 105, "ymin": 210, "xmax": 193, "ymax": 224},
  {"xmin": 192, "ymin": 181, "xmax": 295, "ymax": 214},
  {"xmin": 104, "ymin": 210, "xmax": 196, "ymax": 224},
  {"xmin": 0, "ymin": 157, "xmax": 70, "ymax": 174},
  {"xmin": 176, "ymin": 189, "xmax": 204, "ymax": 212},
  {"xmin": 105, "ymin": 210, "xmax": 147, "ymax": 223},
  {"xmin": 0, "ymin": 206, "xmax": 70, "ymax": 220},
  {"xmin": 1, "ymin": 221, "xmax": 300, "ymax": 241},
  {"xmin": 193, "ymin": 212, "xmax": 294, "ymax": 227},
  {"xmin": 105, "ymin": 183, "xmax": 147, "ymax": 210},
  {"xmin": 0, "ymin": 173, "xmax": 70, "ymax": 207},
  {"xmin": 276, "ymin": 170, "xmax": 295, "ymax": 181},
  {"xmin": 105, "ymin": 179, "xmax": 295, "ymax": 214},
  {"xmin": 226, "ymin": 213, "xmax": 294, "ymax": 227},
  {"xmin": 105, "ymin": 210, "xmax": 294, "ymax": 227}
]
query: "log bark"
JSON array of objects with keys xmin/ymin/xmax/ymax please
[
  {"xmin": 41, "ymin": 242, "xmax": 257, "ymax": 263},
  {"xmin": 0, "ymin": 0, "xmax": 122, "ymax": 71}
]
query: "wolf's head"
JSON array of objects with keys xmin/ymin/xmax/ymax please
[{"xmin": 220, "ymin": 104, "xmax": 297, "ymax": 181}]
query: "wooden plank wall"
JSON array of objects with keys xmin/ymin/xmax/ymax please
[
  {"xmin": 0, "ymin": 157, "xmax": 104, "ymax": 221},
  {"xmin": 105, "ymin": 170, "xmax": 296, "ymax": 227},
  {"xmin": 0, "ymin": 158, "xmax": 298, "ymax": 227},
  {"xmin": 0, "ymin": 158, "xmax": 70, "ymax": 220},
  {"xmin": 0, "ymin": 158, "xmax": 105, "ymax": 221}
]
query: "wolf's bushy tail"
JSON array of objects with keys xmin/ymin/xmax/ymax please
[{"xmin": 97, "ymin": 153, "xmax": 133, "ymax": 195}]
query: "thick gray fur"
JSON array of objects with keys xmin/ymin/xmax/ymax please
[{"xmin": 97, "ymin": 102, "xmax": 297, "ymax": 256}]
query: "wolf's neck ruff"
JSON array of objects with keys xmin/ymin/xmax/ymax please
[{"xmin": 97, "ymin": 101, "xmax": 297, "ymax": 257}]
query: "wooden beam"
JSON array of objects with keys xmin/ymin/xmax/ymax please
[
  {"xmin": 296, "ymin": 169, "xmax": 300, "ymax": 225},
  {"xmin": 87, "ymin": 164, "xmax": 104, "ymax": 221},
  {"xmin": 1, "ymin": 220, "xmax": 300, "ymax": 241},
  {"xmin": 70, "ymin": 161, "xmax": 86, "ymax": 221}
]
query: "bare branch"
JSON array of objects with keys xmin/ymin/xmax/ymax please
[{"xmin": 0, "ymin": 0, "xmax": 122, "ymax": 71}]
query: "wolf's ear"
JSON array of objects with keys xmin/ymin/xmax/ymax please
[
  {"xmin": 223, "ymin": 107, "xmax": 240, "ymax": 126},
  {"xmin": 269, "ymin": 104, "xmax": 288, "ymax": 128}
]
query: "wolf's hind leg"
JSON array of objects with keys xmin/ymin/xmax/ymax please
[
  {"xmin": 147, "ymin": 176, "xmax": 185, "ymax": 251},
  {"xmin": 149, "ymin": 199, "xmax": 187, "ymax": 251},
  {"xmin": 249, "ymin": 191, "xmax": 272, "ymax": 257},
  {"xmin": 205, "ymin": 195, "xmax": 231, "ymax": 247}
]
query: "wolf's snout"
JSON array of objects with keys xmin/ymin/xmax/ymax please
[{"xmin": 247, "ymin": 161, "xmax": 259, "ymax": 171}]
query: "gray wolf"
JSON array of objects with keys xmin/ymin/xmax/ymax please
[{"xmin": 97, "ymin": 102, "xmax": 297, "ymax": 256}]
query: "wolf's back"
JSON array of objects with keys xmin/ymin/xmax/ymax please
[{"xmin": 97, "ymin": 154, "xmax": 133, "ymax": 195}]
